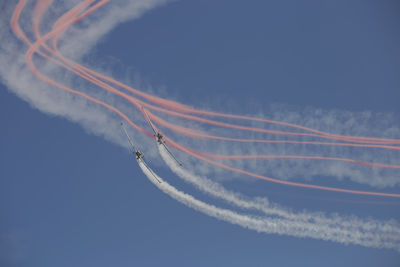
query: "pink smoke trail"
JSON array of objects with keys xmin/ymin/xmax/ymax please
[{"xmin": 12, "ymin": 0, "xmax": 400, "ymax": 198}]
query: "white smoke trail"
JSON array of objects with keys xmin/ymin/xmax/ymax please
[{"xmin": 138, "ymin": 157, "xmax": 400, "ymax": 252}]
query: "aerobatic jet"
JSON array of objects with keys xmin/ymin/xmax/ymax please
[
  {"xmin": 155, "ymin": 132, "xmax": 164, "ymax": 144},
  {"xmin": 142, "ymin": 109, "xmax": 183, "ymax": 166},
  {"xmin": 134, "ymin": 150, "xmax": 144, "ymax": 160},
  {"xmin": 121, "ymin": 122, "xmax": 161, "ymax": 183}
]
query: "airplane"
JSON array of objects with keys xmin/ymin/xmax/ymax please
[
  {"xmin": 121, "ymin": 122, "xmax": 144, "ymax": 159},
  {"xmin": 121, "ymin": 122, "xmax": 161, "ymax": 183},
  {"xmin": 142, "ymin": 109, "xmax": 183, "ymax": 166},
  {"xmin": 155, "ymin": 132, "xmax": 164, "ymax": 145}
]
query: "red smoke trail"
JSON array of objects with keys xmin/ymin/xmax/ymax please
[
  {"xmin": 135, "ymin": 101, "xmax": 400, "ymax": 146},
  {"xmin": 183, "ymin": 110, "xmax": 400, "ymax": 145},
  {"xmin": 48, "ymin": 6, "xmax": 193, "ymax": 114},
  {"xmin": 33, "ymin": 0, "xmax": 54, "ymax": 40},
  {"xmin": 143, "ymin": 110, "xmax": 400, "ymax": 169},
  {"xmin": 31, "ymin": 0, "xmax": 400, "ymax": 196},
  {"xmin": 53, "ymin": 55, "xmax": 400, "ymax": 144},
  {"xmin": 163, "ymin": 136, "xmax": 400, "ymax": 198},
  {"xmin": 10, "ymin": 0, "xmax": 31, "ymax": 45},
  {"xmin": 28, "ymin": 0, "xmax": 202, "ymax": 128},
  {"xmin": 29, "ymin": 0, "xmax": 155, "ymax": 117},
  {"xmin": 32, "ymin": 19, "xmax": 400, "ymax": 156},
  {"xmin": 198, "ymin": 153, "xmax": 400, "ymax": 170},
  {"xmin": 25, "ymin": 0, "xmax": 398, "ymax": 150},
  {"xmin": 34, "ymin": 1, "xmax": 398, "ymax": 148},
  {"xmin": 18, "ymin": 0, "xmax": 395, "ymax": 150},
  {"xmin": 144, "ymin": 107, "xmax": 400, "ymax": 151},
  {"xmin": 50, "ymin": 26, "xmax": 400, "ymax": 145},
  {"xmin": 12, "ymin": 0, "xmax": 152, "ymax": 138},
  {"xmin": 12, "ymin": 0, "xmax": 400, "ymax": 198},
  {"xmin": 42, "ymin": 3, "xmax": 400, "ymax": 146}
]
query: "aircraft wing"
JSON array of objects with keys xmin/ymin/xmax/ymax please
[{"xmin": 121, "ymin": 122, "xmax": 136, "ymax": 153}]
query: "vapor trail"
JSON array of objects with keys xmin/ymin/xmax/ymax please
[{"xmin": 138, "ymin": 156, "xmax": 400, "ymax": 252}]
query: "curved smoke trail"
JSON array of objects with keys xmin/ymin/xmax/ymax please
[{"xmin": 1, "ymin": 0, "xmax": 399, "ymax": 253}]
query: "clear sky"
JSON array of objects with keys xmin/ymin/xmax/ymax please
[{"xmin": 1, "ymin": 0, "xmax": 400, "ymax": 266}]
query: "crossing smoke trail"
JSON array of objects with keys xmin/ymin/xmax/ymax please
[
  {"xmin": 16, "ymin": 0, "xmax": 400, "ymax": 195},
  {"xmin": 1, "ymin": 0, "xmax": 400, "ymax": 252},
  {"xmin": 138, "ymin": 157, "xmax": 400, "ymax": 251},
  {"xmin": 3, "ymin": 0, "xmax": 400, "ymax": 190}
]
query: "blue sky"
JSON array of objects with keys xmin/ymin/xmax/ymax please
[{"xmin": 1, "ymin": 0, "xmax": 400, "ymax": 266}]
